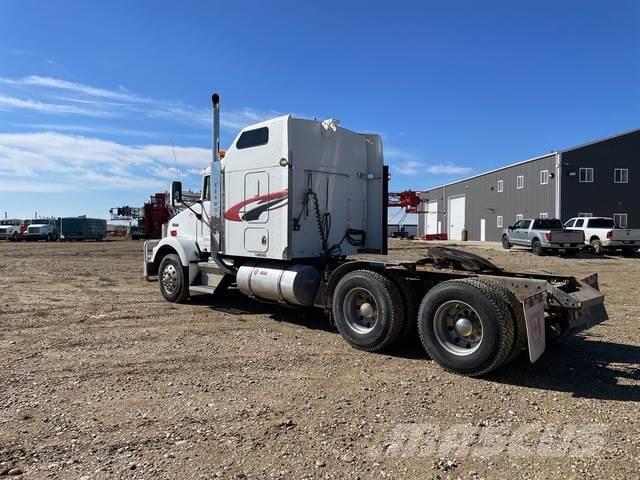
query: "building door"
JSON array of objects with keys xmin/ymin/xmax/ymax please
[
  {"xmin": 426, "ymin": 201, "xmax": 438, "ymax": 234},
  {"xmin": 448, "ymin": 195, "xmax": 466, "ymax": 241},
  {"xmin": 480, "ymin": 218, "xmax": 486, "ymax": 241}
]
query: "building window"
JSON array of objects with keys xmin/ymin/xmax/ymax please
[
  {"xmin": 497, "ymin": 179, "xmax": 503, "ymax": 193},
  {"xmin": 614, "ymin": 168, "xmax": 629, "ymax": 183},
  {"xmin": 579, "ymin": 167, "xmax": 594, "ymax": 183},
  {"xmin": 613, "ymin": 213, "xmax": 628, "ymax": 228},
  {"xmin": 578, "ymin": 212, "xmax": 593, "ymax": 217},
  {"xmin": 540, "ymin": 170, "xmax": 549, "ymax": 185},
  {"xmin": 539, "ymin": 212, "xmax": 548, "ymax": 219},
  {"xmin": 516, "ymin": 175, "xmax": 524, "ymax": 189},
  {"xmin": 497, "ymin": 215, "xmax": 503, "ymax": 228},
  {"xmin": 515, "ymin": 214, "xmax": 524, "ymax": 222}
]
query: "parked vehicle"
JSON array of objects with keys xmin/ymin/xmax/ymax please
[
  {"xmin": 0, "ymin": 219, "xmax": 22, "ymax": 241},
  {"xmin": 564, "ymin": 217, "xmax": 640, "ymax": 256},
  {"xmin": 143, "ymin": 93, "xmax": 607, "ymax": 377},
  {"xmin": 60, "ymin": 216, "xmax": 107, "ymax": 241},
  {"xmin": 25, "ymin": 219, "xmax": 59, "ymax": 241},
  {"xmin": 502, "ymin": 218, "xmax": 584, "ymax": 256}
]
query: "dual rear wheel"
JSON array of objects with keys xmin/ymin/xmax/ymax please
[{"xmin": 333, "ymin": 271, "xmax": 521, "ymax": 376}]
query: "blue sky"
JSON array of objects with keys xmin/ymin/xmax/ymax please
[{"xmin": 0, "ymin": 0, "xmax": 638, "ymax": 220}]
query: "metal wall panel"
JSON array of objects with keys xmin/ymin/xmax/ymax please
[
  {"xmin": 561, "ymin": 130, "xmax": 640, "ymax": 227},
  {"xmin": 422, "ymin": 154, "xmax": 557, "ymax": 242}
]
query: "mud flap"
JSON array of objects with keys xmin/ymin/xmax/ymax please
[{"xmin": 523, "ymin": 292, "xmax": 546, "ymax": 363}]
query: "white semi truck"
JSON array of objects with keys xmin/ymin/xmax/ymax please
[{"xmin": 144, "ymin": 94, "xmax": 608, "ymax": 376}]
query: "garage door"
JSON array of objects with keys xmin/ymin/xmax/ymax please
[
  {"xmin": 426, "ymin": 201, "xmax": 438, "ymax": 234},
  {"xmin": 448, "ymin": 195, "xmax": 465, "ymax": 240}
]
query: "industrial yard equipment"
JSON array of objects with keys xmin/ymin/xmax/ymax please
[
  {"xmin": 60, "ymin": 216, "xmax": 107, "ymax": 241},
  {"xmin": 143, "ymin": 94, "xmax": 608, "ymax": 376}
]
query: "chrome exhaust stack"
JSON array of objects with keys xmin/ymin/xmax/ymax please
[{"xmin": 209, "ymin": 93, "xmax": 233, "ymax": 273}]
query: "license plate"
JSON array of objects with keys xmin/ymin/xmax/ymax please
[
  {"xmin": 623, "ymin": 241, "xmax": 634, "ymax": 245},
  {"xmin": 523, "ymin": 292, "xmax": 546, "ymax": 363},
  {"xmin": 563, "ymin": 243, "xmax": 570, "ymax": 247}
]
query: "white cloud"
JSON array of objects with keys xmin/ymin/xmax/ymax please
[
  {"xmin": 393, "ymin": 160, "xmax": 425, "ymax": 176},
  {"xmin": 0, "ymin": 94, "xmax": 112, "ymax": 117},
  {"xmin": 386, "ymin": 146, "xmax": 472, "ymax": 176},
  {"xmin": 0, "ymin": 131, "xmax": 209, "ymax": 192},
  {"xmin": 0, "ymin": 75, "xmax": 147, "ymax": 103},
  {"xmin": 426, "ymin": 163, "xmax": 472, "ymax": 175},
  {"xmin": 0, "ymin": 75, "xmax": 280, "ymax": 131}
]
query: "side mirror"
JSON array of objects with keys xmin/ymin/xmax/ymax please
[
  {"xmin": 508, "ymin": 225, "xmax": 514, "ymax": 230},
  {"xmin": 170, "ymin": 180, "xmax": 183, "ymax": 207}
]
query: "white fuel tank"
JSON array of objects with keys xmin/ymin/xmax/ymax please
[{"xmin": 236, "ymin": 263, "xmax": 320, "ymax": 306}]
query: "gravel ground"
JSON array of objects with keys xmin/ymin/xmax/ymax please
[{"xmin": 1, "ymin": 239, "xmax": 638, "ymax": 479}]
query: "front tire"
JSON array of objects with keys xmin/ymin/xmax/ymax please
[
  {"xmin": 158, "ymin": 254, "xmax": 189, "ymax": 303},
  {"xmin": 332, "ymin": 269, "xmax": 406, "ymax": 352},
  {"xmin": 501, "ymin": 235, "xmax": 511, "ymax": 250},
  {"xmin": 417, "ymin": 278, "xmax": 515, "ymax": 376}
]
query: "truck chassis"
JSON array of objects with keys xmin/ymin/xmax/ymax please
[{"xmin": 144, "ymin": 241, "xmax": 607, "ymax": 377}]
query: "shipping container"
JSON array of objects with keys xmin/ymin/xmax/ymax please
[{"xmin": 60, "ymin": 217, "xmax": 107, "ymax": 241}]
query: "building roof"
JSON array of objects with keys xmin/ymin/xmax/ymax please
[{"xmin": 424, "ymin": 127, "xmax": 640, "ymax": 192}]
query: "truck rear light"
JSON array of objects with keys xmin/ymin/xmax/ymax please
[
  {"xmin": 170, "ymin": 230, "xmax": 177, "ymax": 237},
  {"xmin": 544, "ymin": 232, "xmax": 552, "ymax": 241},
  {"xmin": 606, "ymin": 230, "xmax": 613, "ymax": 239}
]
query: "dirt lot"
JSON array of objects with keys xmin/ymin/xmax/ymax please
[{"xmin": 1, "ymin": 239, "xmax": 638, "ymax": 479}]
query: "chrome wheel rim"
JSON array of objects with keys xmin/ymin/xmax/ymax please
[
  {"xmin": 161, "ymin": 264, "xmax": 178, "ymax": 294},
  {"xmin": 433, "ymin": 300, "xmax": 483, "ymax": 356},
  {"xmin": 343, "ymin": 287, "xmax": 378, "ymax": 334}
]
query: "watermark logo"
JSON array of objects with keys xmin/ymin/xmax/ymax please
[{"xmin": 371, "ymin": 422, "xmax": 607, "ymax": 459}]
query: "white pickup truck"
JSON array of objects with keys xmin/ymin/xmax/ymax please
[{"xmin": 564, "ymin": 217, "xmax": 640, "ymax": 256}]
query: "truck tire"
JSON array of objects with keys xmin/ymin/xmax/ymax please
[
  {"xmin": 417, "ymin": 278, "xmax": 515, "ymax": 376},
  {"xmin": 531, "ymin": 239, "xmax": 544, "ymax": 256},
  {"xmin": 385, "ymin": 270, "xmax": 419, "ymax": 346},
  {"xmin": 11, "ymin": 232, "xmax": 17, "ymax": 242},
  {"xmin": 46, "ymin": 233, "xmax": 52, "ymax": 242},
  {"xmin": 475, "ymin": 278, "xmax": 527, "ymax": 365},
  {"xmin": 590, "ymin": 238, "xmax": 603, "ymax": 255},
  {"xmin": 158, "ymin": 254, "xmax": 189, "ymax": 303},
  {"xmin": 332, "ymin": 269, "xmax": 405, "ymax": 352},
  {"xmin": 501, "ymin": 235, "xmax": 511, "ymax": 250}
]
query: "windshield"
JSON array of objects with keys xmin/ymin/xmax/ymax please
[
  {"xmin": 588, "ymin": 218, "xmax": 615, "ymax": 228},
  {"xmin": 533, "ymin": 219, "xmax": 564, "ymax": 229}
]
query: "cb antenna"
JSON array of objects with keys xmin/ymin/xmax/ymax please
[{"xmin": 171, "ymin": 138, "xmax": 181, "ymax": 180}]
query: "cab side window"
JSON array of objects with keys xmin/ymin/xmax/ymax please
[
  {"xmin": 203, "ymin": 175, "xmax": 210, "ymax": 201},
  {"xmin": 574, "ymin": 219, "xmax": 584, "ymax": 228}
]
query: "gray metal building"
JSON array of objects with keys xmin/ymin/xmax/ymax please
[{"xmin": 418, "ymin": 128, "xmax": 640, "ymax": 242}]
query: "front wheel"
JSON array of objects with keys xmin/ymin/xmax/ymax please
[
  {"xmin": 158, "ymin": 254, "xmax": 189, "ymax": 303},
  {"xmin": 417, "ymin": 278, "xmax": 515, "ymax": 376},
  {"xmin": 332, "ymin": 269, "xmax": 406, "ymax": 352},
  {"xmin": 590, "ymin": 239, "xmax": 603, "ymax": 255},
  {"xmin": 10, "ymin": 232, "xmax": 17, "ymax": 242},
  {"xmin": 501, "ymin": 235, "xmax": 511, "ymax": 250}
]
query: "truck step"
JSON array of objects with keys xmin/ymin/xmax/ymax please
[
  {"xmin": 197, "ymin": 261, "xmax": 227, "ymax": 275},
  {"xmin": 189, "ymin": 285, "xmax": 217, "ymax": 295}
]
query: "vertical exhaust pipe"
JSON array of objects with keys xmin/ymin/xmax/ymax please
[{"xmin": 209, "ymin": 93, "xmax": 233, "ymax": 273}]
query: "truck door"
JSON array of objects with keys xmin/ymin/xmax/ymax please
[{"xmin": 520, "ymin": 219, "xmax": 532, "ymax": 245}]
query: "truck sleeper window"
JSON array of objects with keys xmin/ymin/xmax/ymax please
[{"xmin": 236, "ymin": 127, "xmax": 269, "ymax": 149}]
